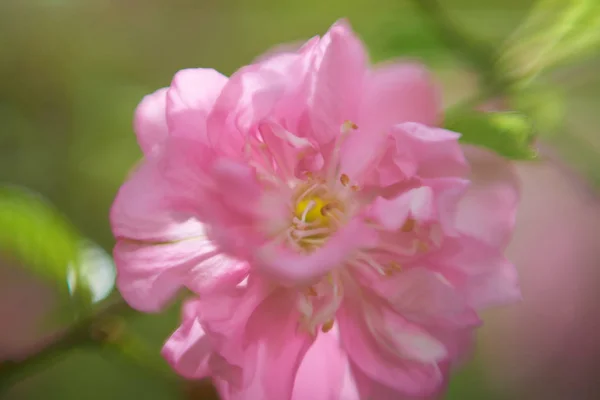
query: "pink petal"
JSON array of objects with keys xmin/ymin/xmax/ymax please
[
  {"xmin": 114, "ymin": 235, "xmax": 214, "ymax": 312},
  {"xmin": 110, "ymin": 157, "xmax": 206, "ymax": 312},
  {"xmin": 161, "ymin": 299, "xmax": 212, "ymax": 379},
  {"xmin": 213, "ymin": 326, "xmax": 351, "ymax": 400},
  {"xmin": 305, "ymin": 20, "xmax": 367, "ymax": 144},
  {"xmin": 244, "ymin": 290, "xmax": 314, "ymax": 400},
  {"xmin": 425, "ymin": 177, "xmax": 471, "ymax": 236},
  {"xmin": 463, "ymin": 257, "xmax": 521, "ymax": 309},
  {"xmin": 258, "ymin": 121, "xmax": 317, "ymax": 179},
  {"xmin": 211, "ymin": 156, "xmax": 263, "ymax": 217},
  {"xmin": 292, "ymin": 326, "xmax": 348, "ymax": 400},
  {"xmin": 252, "ymin": 38, "xmax": 318, "ymax": 64},
  {"xmin": 369, "ymin": 187, "xmax": 434, "ymax": 230},
  {"xmin": 207, "ymin": 51, "xmax": 312, "ymax": 154},
  {"xmin": 351, "ymin": 361, "xmax": 450, "ymax": 400},
  {"xmin": 111, "ymin": 155, "xmax": 246, "ymax": 312},
  {"xmin": 187, "ymin": 253, "xmax": 249, "ymax": 295},
  {"xmin": 255, "ymin": 218, "xmax": 378, "ymax": 285},
  {"xmin": 369, "ymin": 267, "xmax": 475, "ymax": 326},
  {"xmin": 158, "ymin": 137, "xmax": 263, "ymax": 244},
  {"xmin": 134, "ymin": 87, "xmax": 168, "ymax": 155},
  {"xmin": 338, "ymin": 128, "xmax": 388, "ymax": 184},
  {"xmin": 456, "ymin": 145, "xmax": 521, "ymax": 249},
  {"xmin": 337, "ymin": 305, "xmax": 444, "ymax": 397},
  {"xmin": 163, "ymin": 300, "xmax": 246, "ymax": 388},
  {"xmin": 363, "ymin": 302, "xmax": 448, "ymax": 364},
  {"xmin": 359, "ymin": 62, "xmax": 441, "ymax": 133},
  {"xmin": 197, "ymin": 277, "xmax": 272, "ymax": 361},
  {"xmin": 166, "ymin": 68, "xmax": 228, "ymax": 142},
  {"xmin": 434, "ymin": 236, "xmax": 521, "ymax": 309},
  {"xmin": 111, "ymin": 156, "xmax": 202, "ymax": 242},
  {"xmin": 376, "ymin": 123, "xmax": 468, "ymax": 185}
]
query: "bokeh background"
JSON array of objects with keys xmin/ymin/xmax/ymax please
[{"xmin": 2, "ymin": 0, "xmax": 600, "ymax": 399}]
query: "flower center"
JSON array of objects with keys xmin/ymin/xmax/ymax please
[
  {"xmin": 294, "ymin": 196, "xmax": 329, "ymax": 224},
  {"xmin": 287, "ymin": 179, "xmax": 345, "ymax": 252}
]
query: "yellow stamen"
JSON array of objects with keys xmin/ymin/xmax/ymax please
[{"xmin": 295, "ymin": 197, "xmax": 328, "ymax": 223}]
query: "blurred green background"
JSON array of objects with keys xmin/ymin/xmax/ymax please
[{"xmin": 1, "ymin": 0, "xmax": 600, "ymax": 399}]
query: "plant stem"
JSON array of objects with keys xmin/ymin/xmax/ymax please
[{"xmin": 0, "ymin": 299, "xmax": 134, "ymax": 393}]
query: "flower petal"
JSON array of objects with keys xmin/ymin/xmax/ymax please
[
  {"xmin": 111, "ymin": 146, "xmax": 207, "ymax": 241},
  {"xmin": 456, "ymin": 145, "xmax": 521, "ymax": 248},
  {"xmin": 258, "ymin": 121, "xmax": 317, "ymax": 179},
  {"xmin": 359, "ymin": 61, "xmax": 441, "ymax": 133},
  {"xmin": 245, "ymin": 290, "xmax": 314, "ymax": 400},
  {"xmin": 292, "ymin": 326, "xmax": 348, "ymax": 400},
  {"xmin": 369, "ymin": 187, "xmax": 434, "ymax": 230},
  {"xmin": 114, "ymin": 236, "xmax": 213, "ymax": 312},
  {"xmin": 338, "ymin": 128, "xmax": 388, "ymax": 184},
  {"xmin": 425, "ymin": 177, "xmax": 471, "ymax": 236},
  {"xmin": 207, "ymin": 51, "xmax": 313, "ymax": 154},
  {"xmin": 337, "ymin": 304, "xmax": 444, "ymax": 397},
  {"xmin": 351, "ymin": 361, "xmax": 449, "ymax": 400},
  {"xmin": 166, "ymin": 68, "xmax": 228, "ymax": 141},
  {"xmin": 110, "ymin": 157, "xmax": 206, "ymax": 311},
  {"xmin": 161, "ymin": 299, "xmax": 212, "ymax": 379},
  {"xmin": 255, "ymin": 218, "xmax": 378, "ymax": 285},
  {"xmin": 463, "ymin": 257, "xmax": 521, "ymax": 309},
  {"xmin": 387, "ymin": 267, "xmax": 468, "ymax": 322},
  {"xmin": 111, "ymin": 155, "xmax": 246, "ymax": 311},
  {"xmin": 305, "ymin": 20, "xmax": 367, "ymax": 144},
  {"xmin": 197, "ymin": 277, "xmax": 271, "ymax": 361},
  {"xmin": 434, "ymin": 235, "xmax": 521, "ymax": 309},
  {"xmin": 134, "ymin": 88, "xmax": 168, "ymax": 155},
  {"xmin": 375, "ymin": 123, "xmax": 468, "ymax": 186}
]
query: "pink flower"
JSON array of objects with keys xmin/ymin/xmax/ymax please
[{"xmin": 111, "ymin": 20, "xmax": 521, "ymax": 400}]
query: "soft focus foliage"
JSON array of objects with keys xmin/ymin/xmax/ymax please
[
  {"xmin": 445, "ymin": 112, "xmax": 537, "ymax": 160},
  {"xmin": 500, "ymin": 0, "xmax": 600, "ymax": 82},
  {"xmin": 0, "ymin": 186, "xmax": 85, "ymax": 300}
]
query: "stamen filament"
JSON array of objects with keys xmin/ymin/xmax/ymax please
[
  {"xmin": 300, "ymin": 200, "xmax": 316, "ymax": 222},
  {"xmin": 353, "ymin": 252, "xmax": 389, "ymax": 275},
  {"xmin": 292, "ymin": 227, "xmax": 332, "ymax": 238},
  {"xmin": 296, "ymin": 181, "xmax": 321, "ymax": 205}
]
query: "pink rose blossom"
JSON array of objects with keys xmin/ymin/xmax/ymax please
[{"xmin": 111, "ymin": 20, "xmax": 521, "ymax": 400}]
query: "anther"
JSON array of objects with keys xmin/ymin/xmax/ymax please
[
  {"xmin": 320, "ymin": 203, "xmax": 337, "ymax": 216},
  {"xmin": 401, "ymin": 218, "xmax": 416, "ymax": 232},
  {"xmin": 385, "ymin": 261, "xmax": 403, "ymax": 275},
  {"xmin": 341, "ymin": 121, "xmax": 358, "ymax": 133},
  {"xmin": 417, "ymin": 241, "xmax": 430, "ymax": 253},
  {"xmin": 340, "ymin": 174, "xmax": 350, "ymax": 186},
  {"xmin": 321, "ymin": 319, "xmax": 334, "ymax": 333}
]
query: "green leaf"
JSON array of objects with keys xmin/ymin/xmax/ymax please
[
  {"xmin": 500, "ymin": 0, "xmax": 600, "ymax": 84},
  {"xmin": 444, "ymin": 111, "xmax": 538, "ymax": 160},
  {"xmin": 512, "ymin": 84, "xmax": 565, "ymax": 137},
  {"xmin": 0, "ymin": 185, "xmax": 90, "ymax": 301}
]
